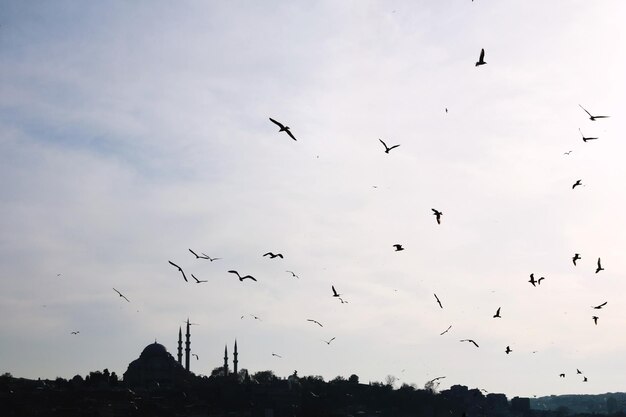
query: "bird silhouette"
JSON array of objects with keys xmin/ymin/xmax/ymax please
[
  {"xmin": 269, "ymin": 118, "xmax": 297, "ymax": 140},
  {"xmin": 168, "ymin": 261, "xmax": 188, "ymax": 282},
  {"xmin": 228, "ymin": 270, "xmax": 257, "ymax": 282},
  {"xmin": 393, "ymin": 244, "xmax": 404, "ymax": 252},
  {"xmin": 529, "ymin": 273, "xmax": 537, "ymax": 287},
  {"xmin": 505, "ymin": 346, "xmax": 512, "ymax": 354},
  {"xmin": 475, "ymin": 48, "xmax": 486, "ymax": 66},
  {"xmin": 564, "ymin": 151, "xmax": 573, "ymax": 155},
  {"xmin": 286, "ymin": 270, "xmax": 299, "ymax": 279},
  {"xmin": 572, "ymin": 180, "xmax": 582, "ymax": 189},
  {"xmin": 188, "ymin": 249, "xmax": 210, "ymax": 259},
  {"xmin": 249, "ymin": 314, "xmax": 261, "ymax": 320},
  {"xmin": 579, "ymin": 104, "xmax": 609, "ymax": 121},
  {"xmin": 113, "ymin": 288, "xmax": 130, "ymax": 302},
  {"xmin": 201, "ymin": 254, "xmax": 221, "ymax": 262},
  {"xmin": 592, "ymin": 316, "xmax": 599, "ymax": 325},
  {"xmin": 572, "ymin": 253, "xmax": 581, "ymax": 266},
  {"xmin": 263, "ymin": 252, "xmax": 284, "ymax": 259},
  {"xmin": 338, "ymin": 297, "xmax": 348, "ymax": 304},
  {"xmin": 70, "ymin": 331, "xmax": 80, "ymax": 335},
  {"xmin": 583, "ymin": 376, "xmax": 588, "ymax": 382},
  {"xmin": 322, "ymin": 337, "xmax": 336, "ymax": 345},
  {"xmin": 192, "ymin": 353, "xmax": 199, "ymax": 360},
  {"xmin": 596, "ymin": 258, "xmax": 604, "ymax": 273},
  {"xmin": 379, "ymin": 139, "xmax": 400, "ymax": 154},
  {"xmin": 272, "ymin": 353, "xmax": 283, "ymax": 358},
  {"xmin": 592, "ymin": 301, "xmax": 607, "ymax": 309},
  {"xmin": 434, "ymin": 293, "xmax": 443, "ymax": 309},
  {"xmin": 191, "ymin": 274, "xmax": 208, "ymax": 284},
  {"xmin": 440, "ymin": 325, "xmax": 452, "ymax": 335},
  {"xmin": 577, "ymin": 369, "xmax": 583, "ymax": 374},
  {"xmin": 579, "ymin": 128, "xmax": 598, "ymax": 142},
  {"xmin": 560, "ymin": 373, "xmax": 565, "ymax": 378},
  {"xmin": 432, "ymin": 209, "xmax": 443, "ymax": 224},
  {"xmin": 332, "ymin": 285, "xmax": 341, "ymax": 297},
  {"xmin": 307, "ymin": 319, "xmax": 323, "ymax": 327},
  {"xmin": 493, "ymin": 307, "xmax": 501, "ymax": 318},
  {"xmin": 460, "ymin": 339, "xmax": 479, "ymax": 348}
]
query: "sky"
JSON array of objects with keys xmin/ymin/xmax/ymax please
[{"xmin": 1, "ymin": 0, "xmax": 626, "ymax": 399}]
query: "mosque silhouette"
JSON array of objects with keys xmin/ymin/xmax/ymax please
[{"xmin": 123, "ymin": 319, "xmax": 238, "ymax": 387}]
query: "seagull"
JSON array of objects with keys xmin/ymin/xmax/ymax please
[
  {"xmin": 564, "ymin": 151, "xmax": 573, "ymax": 155},
  {"xmin": 249, "ymin": 314, "xmax": 261, "ymax": 320},
  {"xmin": 434, "ymin": 293, "xmax": 443, "ymax": 309},
  {"xmin": 272, "ymin": 353, "xmax": 283, "ymax": 358},
  {"xmin": 595, "ymin": 258, "xmax": 604, "ymax": 273},
  {"xmin": 592, "ymin": 316, "xmax": 599, "ymax": 325},
  {"xmin": 338, "ymin": 297, "xmax": 349, "ymax": 304},
  {"xmin": 592, "ymin": 301, "xmax": 607, "ymax": 309},
  {"xmin": 188, "ymin": 249, "xmax": 210, "ymax": 259},
  {"xmin": 505, "ymin": 346, "xmax": 512, "ymax": 354},
  {"xmin": 493, "ymin": 307, "xmax": 501, "ymax": 318},
  {"xmin": 269, "ymin": 118, "xmax": 297, "ymax": 141},
  {"xmin": 70, "ymin": 331, "xmax": 80, "ymax": 335},
  {"xmin": 192, "ymin": 353, "xmax": 199, "ymax": 360},
  {"xmin": 445, "ymin": 108, "xmax": 448, "ymax": 113},
  {"xmin": 228, "ymin": 270, "xmax": 257, "ymax": 282},
  {"xmin": 579, "ymin": 104, "xmax": 609, "ymax": 121},
  {"xmin": 572, "ymin": 180, "xmax": 582, "ymax": 189},
  {"xmin": 460, "ymin": 339, "xmax": 479, "ymax": 348},
  {"xmin": 332, "ymin": 285, "xmax": 341, "ymax": 297},
  {"xmin": 579, "ymin": 128, "xmax": 598, "ymax": 142},
  {"xmin": 572, "ymin": 253, "xmax": 581, "ymax": 266},
  {"xmin": 286, "ymin": 270, "xmax": 299, "ymax": 279},
  {"xmin": 113, "ymin": 288, "xmax": 130, "ymax": 302},
  {"xmin": 322, "ymin": 337, "xmax": 336, "ymax": 345},
  {"xmin": 393, "ymin": 244, "xmax": 404, "ymax": 252},
  {"xmin": 427, "ymin": 376, "xmax": 446, "ymax": 384},
  {"xmin": 431, "ymin": 209, "xmax": 443, "ymax": 224},
  {"xmin": 583, "ymin": 376, "xmax": 588, "ymax": 382},
  {"xmin": 263, "ymin": 252, "xmax": 284, "ymax": 259},
  {"xmin": 440, "ymin": 325, "xmax": 452, "ymax": 335},
  {"xmin": 475, "ymin": 48, "xmax": 486, "ymax": 66},
  {"xmin": 560, "ymin": 373, "xmax": 565, "ymax": 378},
  {"xmin": 537, "ymin": 277, "xmax": 545, "ymax": 285},
  {"xmin": 379, "ymin": 139, "xmax": 400, "ymax": 154},
  {"xmin": 191, "ymin": 274, "xmax": 208, "ymax": 284},
  {"xmin": 168, "ymin": 261, "xmax": 188, "ymax": 282},
  {"xmin": 201, "ymin": 254, "xmax": 221, "ymax": 262},
  {"xmin": 307, "ymin": 319, "xmax": 323, "ymax": 327},
  {"xmin": 529, "ymin": 273, "xmax": 537, "ymax": 287},
  {"xmin": 577, "ymin": 369, "xmax": 583, "ymax": 374}
]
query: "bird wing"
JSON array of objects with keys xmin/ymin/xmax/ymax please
[
  {"xmin": 285, "ymin": 130, "xmax": 297, "ymax": 141},
  {"xmin": 479, "ymin": 48, "xmax": 485, "ymax": 61},
  {"xmin": 263, "ymin": 252, "xmax": 272, "ymax": 257},
  {"xmin": 329, "ymin": 337, "xmax": 336, "ymax": 343},
  {"xmin": 189, "ymin": 249, "xmax": 199, "ymax": 258},
  {"xmin": 191, "ymin": 274, "xmax": 200, "ymax": 283},
  {"xmin": 121, "ymin": 294, "xmax": 130, "ymax": 302},
  {"xmin": 113, "ymin": 288, "xmax": 121, "ymax": 296},
  {"xmin": 242, "ymin": 275, "xmax": 257, "ymax": 281},
  {"xmin": 495, "ymin": 307, "xmax": 501, "ymax": 315},
  {"xmin": 228, "ymin": 270, "xmax": 240, "ymax": 278},
  {"xmin": 332, "ymin": 285, "xmax": 338, "ymax": 296},
  {"xmin": 597, "ymin": 258, "xmax": 602, "ymax": 267},
  {"xmin": 471, "ymin": 340, "xmax": 479, "ymax": 347},
  {"xmin": 379, "ymin": 139, "xmax": 388, "ymax": 150},
  {"xmin": 579, "ymin": 104, "xmax": 593, "ymax": 117},
  {"xmin": 269, "ymin": 118, "xmax": 285, "ymax": 129},
  {"xmin": 387, "ymin": 144, "xmax": 400, "ymax": 151}
]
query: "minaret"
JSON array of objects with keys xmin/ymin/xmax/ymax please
[
  {"xmin": 233, "ymin": 339, "xmax": 238, "ymax": 375},
  {"xmin": 223, "ymin": 344, "xmax": 229, "ymax": 375},
  {"xmin": 177, "ymin": 326, "xmax": 183, "ymax": 365},
  {"xmin": 185, "ymin": 319, "xmax": 191, "ymax": 372}
]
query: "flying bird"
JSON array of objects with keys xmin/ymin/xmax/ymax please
[
  {"xmin": 564, "ymin": 151, "xmax": 573, "ymax": 155},
  {"xmin": 434, "ymin": 293, "xmax": 443, "ymax": 309},
  {"xmin": 440, "ymin": 325, "xmax": 452, "ymax": 335},
  {"xmin": 460, "ymin": 339, "xmax": 479, "ymax": 348},
  {"xmin": 393, "ymin": 244, "xmax": 404, "ymax": 252},
  {"xmin": 577, "ymin": 369, "xmax": 583, "ymax": 374},
  {"xmin": 583, "ymin": 376, "xmax": 588, "ymax": 382},
  {"xmin": 286, "ymin": 270, "xmax": 299, "ymax": 279},
  {"xmin": 592, "ymin": 301, "xmax": 607, "ymax": 309},
  {"xmin": 113, "ymin": 288, "xmax": 130, "ymax": 302},
  {"xmin": 560, "ymin": 374, "xmax": 565, "ymax": 378},
  {"xmin": 191, "ymin": 274, "xmax": 207, "ymax": 284},
  {"xmin": 505, "ymin": 346, "xmax": 512, "ymax": 354},
  {"xmin": 263, "ymin": 252, "xmax": 284, "ymax": 259},
  {"xmin": 579, "ymin": 128, "xmax": 598, "ymax": 142},
  {"xmin": 322, "ymin": 337, "xmax": 336, "ymax": 345},
  {"xmin": 379, "ymin": 139, "xmax": 400, "ymax": 154},
  {"xmin": 427, "ymin": 376, "xmax": 447, "ymax": 384},
  {"xmin": 572, "ymin": 253, "xmax": 581, "ymax": 266},
  {"xmin": 272, "ymin": 353, "xmax": 283, "ymax": 358},
  {"xmin": 188, "ymin": 249, "xmax": 210, "ymax": 259},
  {"xmin": 192, "ymin": 354, "xmax": 199, "ymax": 360},
  {"xmin": 70, "ymin": 331, "xmax": 80, "ymax": 335},
  {"xmin": 338, "ymin": 297, "xmax": 349, "ymax": 304},
  {"xmin": 168, "ymin": 261, "xmax": 188, "ymax": 282},
  {"xmin": 202, "ymin": 254, "xmax": 221, "ymax": 262},
  {"xmin": 307, "ymin": 319, "xmax": 323, "ymax": 327},
  {"xmin": 269, "ymin": 117, "xmax": 297, "ymax": 141},
  {"xmin": 529, "ymin": 273, "xmax": 537, "ymax": 287},
  {"xmin": 332, "ymin": 285, "xmax": 341, "ymax": 297},
  {"xmin": 596, "ymin": 258, "xmax": 604, "ymax": 273},
  {"xmin": 493, "ymin": 307, "xmax": 501, "ymax": 318},
  {"xmin": 572, "ymin": 180, "xmax": 582, "ymax": 189},
  {"xmin": 475, "ymin": 48, "xmax": 486, "ymax": 66},
  {"xmin": 592, "ymin": 316, "xmax": 599, "ymax": 325},
  {"xmin": 579, "ymin": 104, "xmax": 609, "ymax": 121},
  {"xmin": 432, "ymin": 209, "xmax": 443, "ymax": 224},
  {"xmin": 228, "ymin": 270, "xmax": 257, "ymax": 282}
]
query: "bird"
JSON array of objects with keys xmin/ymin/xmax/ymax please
[
  {"xmin": 577, "ymin": 369, "xmax": 583, "ymax": 374},
  {"xmin": 572, "ymin": 180, "xmax": 582, "ymax": 189},
  {"xmin": 322, "ymin": 337, "xmax": 336, "ymax": 345},
  {"xmin": 286, "ymin": 270, "xmax": 299, "ymax": 279},
  {"xmin": 434, "ymin": 293, "xmax": 443, "ymax": 309},
  {"xmin": 440, "ymin": 325, "xmax": 452, "ymax": 335},
  {"xmin": 432, "ymin": 209, "xmax": 443, "ymax": 224},
  {"xmin": 56, "ymin": 273, "xmax": 62, "ymax": 277},
  {"xmin": 583, "ymin": 376, "xmax": 588, "ymax": 382},
  {"xmin": 592, "ymin": 301, "xmax": 607, "ymax": 309},
  {"xmin": 537, "ymin": 277, "xmax": 545, "ymax": 285},
  {"xmin": 338, "ymin": 297, "xmax": 349, "ymax": 304},
  {"xmin": 572, "ymin": 253, "xmax": 581, "ymax": 266},
  {"xmin": 529, "ymin": 273, "xmax": 537, "ymax": 287},
  {"xmin": 493, "ymin": 307, "xmax": 501, "ymax": 318},
  {"xmin": 460, "ymin": 339, "xmax": 479, "ymax": 348},
  {"xmin": 272, "ymin": 353, "xmax": 283, "ymax": 358},
  {"xmin": 475, "ymin": 48, "xmax": 486, "ymax": 66},
  {"xmin": 379, "ymin": 139, "xmax": 400, "ymax": 154},
  {"xmin": 592, "ymin": 316, "xmax": 599, "ymax": 325},
  {"xmin": 560, "ymin": 374, "xmax": 565, "ymax": 378},
  {"xmin": 596, "ymin": 258, "xmax": 604, "ymax": 273},
  {"xmin": 201, "ymin": 254, "xmax": 221, "ymax": 262},
  {"xmin": 505, "ymin": 346, "xmax": 512, "ymax": 354},
  {"xmin": 168, "ymin": 261, "xmax": 188, "ymax": 282},
  {"xmin": 70, "ymin": 331, "xmax": 80, "ymax": 335},
  {"xmin": 263, "ymin": 252, "xmax": 284, "ymax": 259},
  {"xmin": 192, "ymin": 354, "xmax": 199, "ymax": 360},
  {"xmin": 579, "ymin": 104, "xmax": 609, "ymax": 121},
  {"xmin": 188, "ymin": 249, "xmax": 210, "ymax": 259},
  {"xmin": 579, "ymin": 128, "xmax": 598, "ymax": 142},
  {"xmin": 445, "ymin": 108, "xmax": 448, "ymax": 113},
  {"xmin": 191, "ymin": 274, "xmax": 208, "ymax": 284},
  {"xmin": 249, "ymin": 314, "xmax": 261, "ymax": 320},
  {"xmin": 113, "ymin": 288, "xmax": 130, "ymax": 302},
  {"xmin": 564, "ymin": 151, "xmax": 573, "ymax": 155},
  {"xmin": 393, "ymin": 244, "xmax": 404, "ymax": 252},
  {"xmin": 228, "ymin": 270, "xmax": 257, "ymax": 282},
  {"xmin": 307, "ymin": 319, "xmax": 323, "ymax": 327},
  {"xmin": 427, "ymin": 376, "xmax": 446, "ymax": 384},
  {"xmin": 269, "ymin": 118, "xmax": 297, "ymax": 140},
  {"xmin": 332, "ymin": 285, "xmax": 341, "ymax": 297}
]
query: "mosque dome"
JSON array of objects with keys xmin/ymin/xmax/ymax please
[{"xmin": 140, "ymin": 342, "xmax": 168, "ymax": 358}]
